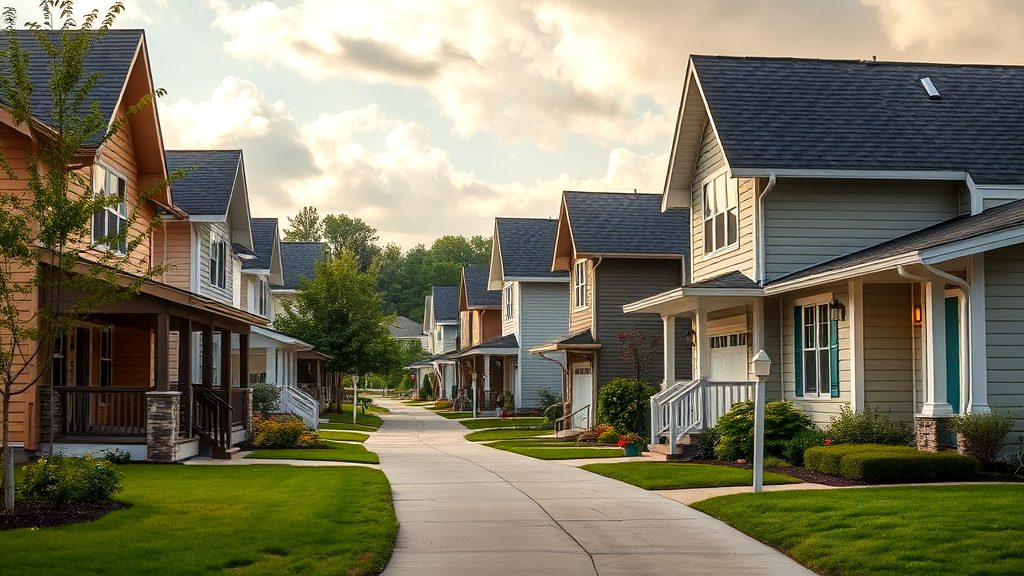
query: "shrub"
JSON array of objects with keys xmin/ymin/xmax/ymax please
[
  {"xmin": 597, "ymin": 378, "xmax": 657, "ymax": 436},
  {"xmin": 824, "ymin": 405, "xmax": 914, "ymax": 446},
  {"xmin": 950, "ymin": 410, "xmax": 1015, "ymax": 469},
  {"xmin": 17, "ymin": 455, "xmax": 123, "ymax": 506},
  {"xmin": 696, "ymin": 426, "xmax": 720, "ymax": 460},
  {"xmin": 783, "ymin": 428, "xmax": 826, "ymax": 467},
  {"xmin": 252, "ymin": 414, "xmax": 320, "ymax": 448},
  {"xmin": 100, "ymin": 448, "xmax": 133, "ymax": 464},
  {"xmin": 805, "ymin": 444, "xmax": 916, "ymax": 476},
  {"xmin": 537, "ymin": 387, "xmax": 562, "ymax": 410},
  {"xmin": 251, "ymin": 382, "xmax": 281, "ymax": 417},
  {"xmin": 434, "ymin": 399, "xmax": 452, "ymax": 409},
  {"xmin": 543, "ymin": 403, "xmax": 564, "ymax": 423},
  {"xmin": 576, "ymin": 423, "xmax": 615, "ymax": 443},
  {"xmin": 715, "ymin": 401, "xmax": 814, "ymax": 461},
  {"xmin": 763, "ymin": 455, "xmax": 791, "ymax": 468},
  {"xmin": 805, "ymin": 444, "xmax": 977, "ymax": 481},
  {"xmin": 418, "ymin": 383, "xmax": 432, "ymax": 401},
  {"xmin": 597, "ymin": 429, "xmax": 619, "ymax": 444}
]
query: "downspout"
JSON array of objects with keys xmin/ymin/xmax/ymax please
[
  {"xmin": 757, "ymin": 173, "xmax": 778, "ymax": 285},
  {"xmin": 590, "ymin": 257, "xmax": 604, "ymax": 339}
]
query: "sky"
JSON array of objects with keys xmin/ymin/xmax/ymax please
[{"xmin": 9, "ymin": 0, "xmax": 1024, "ymax": 248}]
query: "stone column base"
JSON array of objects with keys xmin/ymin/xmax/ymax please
[
  {"xmin": 915, "ymin": 416, "xmax": 953, "ymax": 452},
  {"xmin": 146, "ymin": 391, "xmax": 182, "ymax": 463}
]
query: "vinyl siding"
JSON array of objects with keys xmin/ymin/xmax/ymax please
[
  {"xmin": 862, "ymin": 284, "xmax": 915, "ymax": 422},
  {"xmin": 517, "ymin": 282, "xmax": 569, "ymax": 408},
  {"xmin": 569, "ymin": 259, "xmax": 593, "ymax": 333},
  {"xmin": 763, "ymin": 296, "xmax": 783, "ymax": 401},
  {"xmin": 764, "ymin": 179, "xmax": 961, "ymax": 281},
  {"xmin": 985, "ymin": 246, "xmax": 1024, "ymax": 445},
  {"xmin": 195, "ymin": 221, "xmax": 234, "ymax": 306},
  {"xmin": 594, "ymin": 259, "xmax": 691, "ymax": 389},
  {"xmin": 154, "ymin": 220, "xmax": 192, "ymax": 290}
]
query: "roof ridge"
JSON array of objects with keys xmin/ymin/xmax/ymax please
[{"xmin": 690, "ymin": 54, "xmax": 1024, "ymax": 69}]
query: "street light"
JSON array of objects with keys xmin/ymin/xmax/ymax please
[{"xmin": 751, "ymin": 350, "xmax": 772, "ymax": 493}]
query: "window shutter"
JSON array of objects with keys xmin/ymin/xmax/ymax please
[
  {"xmin": 793, "ymin": 306, "xmax": 804, "ymax": 397},
  {"xmin": 829, "ymin": 318, "xmax": 840, "ymax": 398}
]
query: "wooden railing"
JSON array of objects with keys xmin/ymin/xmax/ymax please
[
  {"xmin": 56, "ymin": 387, "xmax": 148, "ymax": 436},
  {"xmin": 229, "ymin": 390, "xmax": 247, "ymax": 426},
  {"xmin": 191, "ymin": 384, "xmax": 233, "ymax": 457}
]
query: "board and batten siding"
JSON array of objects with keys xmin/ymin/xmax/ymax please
[
  {"xmin": 689, "ymin": 121, "xmax": 756, "ymax": 283},
  {"xmin": 862, "ymin": 284, "xmax": 915, "ymax": 422},
  {"xmin": 594, "ymin": 259, "xmax": 691, "ymax": 388},
  {"xmin": 517, "ymin": 282, "xmax": 569, "ymax": 408},
  {"xmin": 194, "ymin": 221, "xmax": 234, "ymax": 306},
  {"xmin": 985, "ymin": 246, "xmax": 1024, "ymax": 444},
  {"xmin": 569, "ymin": 259, "xmax": 594, "ymax": 334},
  {"xmin": 763, "ymin": 180, "xmax": 961, "ymax": 282}
]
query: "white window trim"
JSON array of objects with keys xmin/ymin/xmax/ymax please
[
  {"xmin": 209, "ymin": 230, "xmax": 229, "ymax": 290},
  {"xmin": 91, "ymin": 163, "xmax": 129, "ymax": 256},
  {"xmin": 257, "ymin": 277, "xmax": 269, "ymax": 317},
  {"xmin": 700, "ymin": 168, "xmax": 740, "ymax": 256},
  {"xmin": 573, "ymin": 259, "xmax": 589, "ymax": 311},
  {"xmin": 503, "ymin": 283, "xmax": 515, "ymax": 321},
  {"xmin": 799, "ymin": 300, "xmax": 833, "ymax": 400}
]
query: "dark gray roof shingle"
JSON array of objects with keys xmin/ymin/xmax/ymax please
[
  {"xmin": 276, "ymin": 242, "xmax": 323, "ymax": 290},
  {"xmin": 496, "ymin": 218, "xmax": 567, "ymax": 280},
  {"xmin": 432, "ymin": 285, "xmax": 459, "ymax": 322},
  {"xmin": 563, "ymin": 192, "xmax": 689, "ymax": 256},
  {"xmin": 692, "ymin": 56, "xmax": 1024, "ymax": 185},
  {"xmin": 463, "ymin": 266, "xmax": 500, "ymax": 308},
  {"xmin": 165, "ymin": 150, "xmax": 240, "ymax": 216},
  {"xmin": 455, "ymin": 334, "xmax": 519, "ymax": 356},
  {"xmin": 244, "ymin": 218, "xmax": 278, "ymax": 271},
  {"xmin": 689, "ymin": 271, "xmax": 762, "ymax": 290},
  {"xmin": 389, "ymin": 316, "xmax": 423, "ymax": 338}
]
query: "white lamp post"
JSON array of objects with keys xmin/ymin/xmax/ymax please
[{"xmin": 751, "ymin": 350, "xmax": 772, "ymax": 493}]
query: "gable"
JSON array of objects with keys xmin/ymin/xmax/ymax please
[
  {"xmin": 664, "ymin": 64, "xmax": 719, "ymax": 209},
  {"xmin": 551, "ymin": 197, "xmax": 575, "ymax": 271}
]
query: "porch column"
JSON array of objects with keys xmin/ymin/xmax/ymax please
[
  {"xmin": 220, "ymin": 328, "xmax": 233, "ymax": 405},
  {"xmin": 239, "ymin": 333, "xmax": 250, "ymax": 388},
  {"xmin": 202, "ymin": 323, "xmax": 214, "ymax": 388},
  {"xmin": 695, "ymin": 309, "xmax": 710, "ymax": 380},
  {"xmin": 146, "ymin": 391, "xmax": 181, "ymax": 462},
  {"xmin": 484, "ymin": 354, "xmax": 491, "ymax": 409},
  {"xmin": 917, "ymin": 280, "xmax": 953, "ymax": 452},
  {"xmin": 848, "ymin": 280, "xmax": 865, "ymax": 411},
  {"xmin": 178, "ymin": 320, "xmax": 192, "ymax": 436},
  {"xmin": 155, "ymin": 313, "xmax": 170, "ymax": 391},
  {"xmin": 967, "ymin": 254, "xmax": 990, "ymax": 413},
  {"xmin": 662, "ymin": 315, "xmax": 676, "ymax": 389}
]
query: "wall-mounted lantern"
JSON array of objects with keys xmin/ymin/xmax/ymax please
[
  {"xmin": 913, "ymin": 304, "xmax": 923, "ymax": 324},
  {"xmin": 829, "ymin": 297, "xmax": 847, "ymax": 322},
  {"xmin": 685, "ymin": 329, "xmax": 698, "ymax": 347}
]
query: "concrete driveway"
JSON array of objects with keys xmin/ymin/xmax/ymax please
[{"xmin": 368, "ymin": 399, "xmax": 816, "ymax": 576}]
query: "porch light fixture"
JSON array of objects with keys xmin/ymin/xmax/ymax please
[
  {"xmin": 829, "ymin": 297, "xmax": 847, "ymax": 322},
  {"xmin": 685, "ymin": 329, "xmax": 698, "ymax": 348},
  {"xmin": 913, "ymin": 304, "xmax": 923, "ymax": 324}
]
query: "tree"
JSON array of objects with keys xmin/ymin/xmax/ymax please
[
  {"xmin": 322, "ymin": 213, "xmax": 381, "ymax": 271},
  {"xmin": 0, "ymin": 2, "xmax": 171, "ymax": 510},
  {"xmin": 283, "ymin": 205, "xmax": 322, "ymax": 242},
  {"xmin": 617, "ymin": 328, "xmax": 658, "ymax": 383}
]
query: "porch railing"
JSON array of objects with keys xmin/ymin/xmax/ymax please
[
  {"xmin": 191, "ymin": 384, "xmax": 232, "ymax": 457},
  {"xmin": 229, "ymin": 390, "xmax": 248, "ymax": 426},
  {"xmin": 569, "ymin": 404, "xmax": 591, "ymax": 430},
  {"xmin": 649, "ymin": 379, "xmax": 754, "ymax": 453},
  {"xmin": 280, "ymin": 384, "xmax": 319, "ymax": 429},
  {"xmin": 56, "ymin": 387, "xmax": 148, "ymax": 436}
]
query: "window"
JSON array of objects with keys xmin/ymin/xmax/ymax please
[
  {"xmin": 51, "ymin": 334, "xmax": 67, "ymax": 388},
  {"xmin": 710, "ymin": 332, "xmax": 748, "ymax": 349},
  {"xmin": 257, "ymin": 278, "xmax": 268, "ymax": 317},
  {"xmin": 799, "ymin": 303, "xmax": 834, "ymax": 397},
  {"xmin": 702, "ymin": 173, "xmax": 738, "ymax": 254},
  {"xmin": 503, "ymin": 284, "xmax": 514, "ymax": 321},
  {"xmin": 573, "ymin": 260, "xmax": 588, "ymax": 309},
  {"xmin": 91, "ymin": 165, "xmax": 128, "ymax": 254},
  {"xmin": 209, "ymin": 233, "xmax": 228, "ymax": 289},
  {"xmin": 99, "ymin": 330, "xmax": 113, "ymax": 387}
]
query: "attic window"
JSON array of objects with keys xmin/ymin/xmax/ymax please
[{"xmin": 920, "ymin": 77, "xmax": 941, "ymax": 99}]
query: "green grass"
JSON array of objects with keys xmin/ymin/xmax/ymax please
[
  {"xmin": 400, "ymin": 400, "xmax": 432, "ymax": 406},
  {"xmin": 486, "ymin": 438, "xmax": 625, "ymax": 460},
  {"xmin": 1, "ymin": 465, "xmax": 396, "ymax": 575},
  {"xmin": 319, "ymin": 422, "xmax": 378, "ymax": 432},
  {"xmin": 320, "ymin": 404, "xmax": 384, "ymax": 429},
  {"xmin": 693, "ymin": 485, "xmax": 1024, "ymax": 576},
  {"xmin": 436, "ymin": 411, "xmax": 474, "ymax": 419},
  {"xmin": 459, "ymin": 417, "xmax": 546, "ymax": 430},
  {"xmin": 319, "ymin": 430, "xmax": 369, "ymax": 442},
  {"xmin": 465, "ymin": 428, "xmax": 549, "ymax": 441},
  {"xmin": 581, "ymin": 462, "xmax": 801, "ymax": 489},
  {"xmin": 246, "ymin": 442, "xmax": 379, "ymax": 464}
]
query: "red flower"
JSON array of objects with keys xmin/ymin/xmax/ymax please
[
  {"xmin": 617, "ymin": 439, "xmax": 626, "ymax": 448},
  {"xmin": 824, "ymin": 438, "xmax": 832, "ymax": 446}
]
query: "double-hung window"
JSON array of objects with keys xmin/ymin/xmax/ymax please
[
  {"xmin": 91, "ymin": 165, "xmax": 128, "ymax": 254},
  {"xmin": 99, "ymin": 330, "xmax": 113, "ymax": 387},
  {"xmin": 257, "ymin": 278, "xmax": 268, "ymax": 317},
  {"xmin": 702, "ymin": 173, "xmax": 738, "ymax": 254},
  {"xmin": 209, "ymin": 233, "xmax": 228, "ymax": 289},
  {"xmin": 795, "ymin": 303, "xmax": 839, "ymax": 398},
  {"xmin": 503, "ymin": 284, "xmax": 514, "ymax": 321},
  {"xmin": 573, "ymin": 260, "xmax": 588, "ymax": 309}
]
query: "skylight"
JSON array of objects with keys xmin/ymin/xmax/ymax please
[{"xmin": 920, "ymin": 77, "xmax": 941, "ymax": 99}]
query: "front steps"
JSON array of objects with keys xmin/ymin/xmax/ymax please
[{"xmin": 649, "ymin": 432, "xmax": 703, "ymax": 461}]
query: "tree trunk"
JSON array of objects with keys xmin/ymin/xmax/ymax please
[{"xmin": 2, "ymin": 388, "xmax": 14, "ymax": 510}]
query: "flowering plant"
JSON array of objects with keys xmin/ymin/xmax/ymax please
[
  {"xmin": 824, "ymin": 438, "xmax": 833, "ymax": 446},
  {"xmin": 617, "ymin": 432, "xmax": 642, "ymax": 448}
]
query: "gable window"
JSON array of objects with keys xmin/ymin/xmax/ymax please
[
  {"xmin": 702, "ymin": 173, "xmax": 738, "ymax": 254},
  {"xmin": 503, "ymin": 284, "xmax": 514, "ymax": 321},
  {"xmin": 257, "ymin": 277, "xmax": 268, "ymax": 317},
  {"xmin": 91, "ymin": 165, "xmax": 128, "ymax": 254},
  {"xmin": 794, "ymin": 303, "xmax": 839, "ymax": 398},
  {"xmin": 209, "ymin": 233, "xmax": 228, "ymax": 289},
  {"xmin": 573, "ymin": 260, "xmax": 588, "ymax": 310}
]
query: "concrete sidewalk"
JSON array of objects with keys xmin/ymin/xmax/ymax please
[{"xmin": 368, "ymin": 398, "xmax": 816, "ymax": 576}]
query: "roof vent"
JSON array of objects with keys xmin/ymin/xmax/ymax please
[{"xmin": 920, "ymin": 77, "xmax": 941, "ymax": 99}]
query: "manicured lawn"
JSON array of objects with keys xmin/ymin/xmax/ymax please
[
  {"xmin": 693, "ymin": 485, "xmax": 1024, "ymax": 576},
  {"xmin": 321, "ymin": 405, "xmax": 384, "ymax": 429},
  {"xmin": 1, "ymin": 465, "xmax": 396, "ymax": 575},
  {"xmin": 319, "ymin": 422, "xmax": 378, "ymax": 432},
  {"xmin": 246, "ymin": 442, "xmax": 379, "ymax": 464},
  {"xmin": 581, "ymin": 462, "xmax": 801, "ymax": 489},
  {"xmin": 436, "ymin": 411, "xmax": 474, "ymax": 419},
  {"xmin": 465, "ymin": 428, "xmax": 549, "ymax": 441},
  {"xmin": 400, "ymin": 400, "xmax": 432, "ymax": 406},
  {"xmin": 460, "ymin": 417, "xmax": 546, "ymax": 430},
  {"xmin": 486, "ymin": 439, "xmax": 624, "ymax": 460},
  {"xmin": 319, "ymin": 430, "xmax": 369, "ymax": 442}
]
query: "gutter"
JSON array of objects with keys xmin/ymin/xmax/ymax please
[
  {"xmin": 591, "ymin": 257, "xmax": 603, "ymax": 337},
  {"xmin": 757, "ymin": 173, "xmax": 777, "ymax": 285}
]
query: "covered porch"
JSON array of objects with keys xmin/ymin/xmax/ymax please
[
  {"xmin": 454, "ymin": 334, "xmax": 519, "ymax": 414},
  {"xmin": 529, "ymin": 330, "xmax": 601, "ymax": 431},
  {"xmin": 240, "ymin": 326, "xmax": 320, "ymax": 428}
]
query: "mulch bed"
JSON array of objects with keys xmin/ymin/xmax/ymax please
[
  {"xmin": 688, "ymin": 459, "xmax": 865, "ymax": 487},
  {"xmin": 0, "ymin": 499, "xmax": 128, "ymax": 531}
]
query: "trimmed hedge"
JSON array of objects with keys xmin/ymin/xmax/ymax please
[{"xmin": 805, "ymin": 444, "xmax": 978, "ymax": 482}]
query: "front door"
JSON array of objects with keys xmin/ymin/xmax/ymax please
[
  {"xmin": 709, "ymin": 332, "xmax": 748, "ymax": 382},
  {"xmin": 571, "ymin": 364, "xmax": 593, "ymax": 428},
  {"xmin": 945, "ymin": 297, "xmax": 961, "ymax": 414}
]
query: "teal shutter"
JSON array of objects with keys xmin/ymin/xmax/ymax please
[
  {"xmin": 793, "ymin": 306, "xmax": 803, "ymax": 397},
  {"xmin": 829, "ymin": 318, "xmax": 840, "ymax": 398}
]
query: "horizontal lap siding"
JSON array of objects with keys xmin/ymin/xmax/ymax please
[
  {"xmin": 518, "ymin": 283, "xmax": 569, "ymax": 408},
  {"xmin": 113, "ymin": 327, "xmax": 153, "ymax": 387},
  {"xmin": 863, "ymin": 284, "xmax": 914, "ymax": 422},
  {"xmin": 569, "ymin": 259, "xmax": 593, "ymax": 334},
  {"xmin": 764, "ymin": 296, "xmax": 783, "ymax": 400},
  {"xmin": 764, "ymin": 180, "xmax": 960, "ymax": 281},
  {"xmin": 985, "ymin": 247, "xmax": 1024, "ymax": 445},
  {"xmin": 195, "ymin": 222, "xmax": 233, "ymax": 306},
  {"xmin": 155, "ymin": 220, "xmax": 192, "ymax": 290}
]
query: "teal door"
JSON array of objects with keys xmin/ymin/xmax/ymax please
[{"xmin": 945, "ymin": 297, "xmax": 961, "ymax": 414}]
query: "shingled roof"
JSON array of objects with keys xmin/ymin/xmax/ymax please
[
  {"xmin": 431, "ymin": 285, "xmax": 459, "ymax": 323},
  {"xmin": 495, "ymin": 218, "xmax": 567, "ymax": 280},
  {"xmin": 463, "ymin": 266, "xmax": 500, "ymax": 308},
  {"xmin": 165, "ymin": 150, "xmax": 241, "ymax": 216},
  {"xmin": 389, "ymin": 316, "xmax": 423, "ymax": 339},
  {"xmin": 244, "ymin": 218, "xmax": 278, "ymax": 271},
  {"xmin": 276, "ymin": 242, "xmax": 323, "ymax": 290},
  {"xmin": 563, "ymin": 192, "xmax": 689, "ymax": 256},
  {"xmin": 690, "ymin": 56, "xmax": 1024, "ymax": 185}
]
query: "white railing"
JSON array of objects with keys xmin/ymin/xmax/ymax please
[
  {"xmin": 280, "ymin": 384, "xmax": 320, "ymax": 429},
  {"xmin": 649, "ymin": 379, "xmax": 754, "ymax": 454},
  {"xmin": 570, "ymin": 404, "xmax": 591, "ymax": 430}
]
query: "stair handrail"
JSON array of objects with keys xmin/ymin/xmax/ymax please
[
  {"xmin": 567, "ymin": 403, "xmax": 590, "ymax": 430},
  {"xmin": 190, "ymin": 384, "xmax": 233, "ymax": 455},
  {"xmin": 650, "ymin": 378, "xmax": 703, "ymax": 448},
  {"xmin": 283, "ymin": 384, "xmax": 320, "ymax": 429}
]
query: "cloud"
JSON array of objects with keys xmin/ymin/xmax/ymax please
[
  {"xmin": 2, "ymin": 0, "xmax": 164, "ymax": 25},
  {"xmin": 862, "ymin": 0, "xmax": 1024, "ymax": 57}
]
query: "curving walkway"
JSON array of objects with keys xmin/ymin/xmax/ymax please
[{"xmin": 368, "ymin": 399, "xmax": 816, "ymax": 576}]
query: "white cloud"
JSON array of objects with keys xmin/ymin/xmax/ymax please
[
  {"xmin": 2, "ymin": 0, "xmax": 163, "ymax": 25},
  {"xmin": 160, "ymin": 76, "xmax": 282, "ymax": 148},
  {"xmin": 862, "ymin": 0, "xmax": 1024, "ymax": 54}
]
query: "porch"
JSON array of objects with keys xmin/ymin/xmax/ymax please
[
  {"xmin": 454, "ymin": 334, "xmax": 519, "ymax": 413},
  {"xmin": 241, "ymin": 326, "xmax": 321, "ymax": 428},
  {"xmin": 529, "ymin": 330, "xmax": 601, "ymax": 431}
]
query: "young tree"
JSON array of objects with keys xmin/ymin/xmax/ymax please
[
  {"xmin": 322, "ymin": 213, "xmax": 381, "ymax": 271},
  {"xmin": 283, "ymin": 205, "xmax": 322, "ymax": 242},
  {"xmin": 617, "ymin": 328, "xmax": 657, "ymax": 383},
  {"xmin": 0, "ymin": 2, "xmax": 171, "ymax": 510}
]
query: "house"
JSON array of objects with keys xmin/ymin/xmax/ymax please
[
  {"xmin": 533, "ymin": 191, "xmax": 693, "ymax": 429},
  {"xmin": 389, "ymin": 315, "xmax": 428, "ymax": 350},
  {"xmin": 2, "ymin": 30, "xmax": 266, "ymax": 462},
  {"xmin": 421, "ymin": 285, "xmax": 460, "ymax": 399},
  {"xmin": 453, "ymin": 266, "xmax": 515, "ymax": 412},
  {"xmin": 487, "ymin": 218, "xmax": 569, "ymax": 410},
  {"xmin": 626, "ymin": 55, "xmax": 1024, "ymax": 454}
]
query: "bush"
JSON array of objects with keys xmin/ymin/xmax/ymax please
[
  {"xmin": 805, "ymin": 444, "xmax": 916, "ymax": 476},
  {"xmin": 418, "ymin": 383, "xmax": 432, "ymax": 401},
  {"xmin": 597, "ymin": 378, "xmax": 657, "ymax": 436},
  {"xmin": 252, "ymin": 414, "xmax": 320, "ymax": 448},
  {"xmin": 783, "ymin": 428, "xmax": 826, "ymax": 466},
  {"xmin": 763, "ymin": 455, "xmax": 791, "ymax": 468},
  {"xmin": 576, "ymin": 423, "xmax": 615, "ymax": 443},
  {"xmin": 100, "ymin": 448, "xmax": 133, "ymax": 464},
  {"xmin": 696, "ymin": 426, "xmax": 719, "ymax": 460},
  {"xmin": 805, "ymin": 444, "xmax": 978, "ymax": 481},
  {"xmin": 543, "ymin": 403, "xmax": 564, "ymax": 423},
  {"xmin": 537, "ymin": 387, "xmax": 562, "ymax": 410},
  {"xmin": 950, "ymin": 410, "xmax": 1015, "ymax": 468},
  {"xmin": 597, "ymin": 429, "xmax": 619, "ymax": 444},
  {"xmin": 433, "ymin": 399, "xmax": 452, "ymax": 409},
  {"xmin": 17, "ymin": 455, "xmax": 123, "ymax": 505},
  {"xmin": 824, "ymin": 405, "xmax": 914, "ymax": 446},
  {"xmin": 252, "ymin": 382, "xmax": 281, "ymax": 417},
  {"xmin": 715, "ymin": 401, "xmax": 814, "ymax": 461}
]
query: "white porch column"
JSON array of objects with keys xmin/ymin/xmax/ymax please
[
  {"xmin": 695, "ymin": 309, "xmax": 710, "ymax": 380},
  {"xmin": 750, "ymin": 299, "xmax": 764, "ymax": 381},
  {"xmin": 483, "ymin": 354, "xmax": 491, "ymax": 404},
  {"xmin": 920, "ymin": 280, "xmax": 953, "ymax": 417},
  {"xmin": 848, "ymin": 279, "xmax": 865, "ymax": 412},
  {"xmin": 662, "ymin": 315, "xmax": 676, "ymax": 389},
  {"xmin": 968, "ymin": 254, "xmax": 991, "ymax": 413}
]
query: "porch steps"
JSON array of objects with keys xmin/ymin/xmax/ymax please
[{"xmin": 649, "ymin": 433, "xmax": 701, "ymax": 461}]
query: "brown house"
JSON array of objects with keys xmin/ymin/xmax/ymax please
[{"xmin": 454, "ymin": 266, "xmax": 515, "ymax": 412}]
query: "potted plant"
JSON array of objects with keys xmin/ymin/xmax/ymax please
[{"xmin": 618, "ymin": 432, "xmax": 644, "ymax": 457}]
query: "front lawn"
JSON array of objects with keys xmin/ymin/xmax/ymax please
[
  {"xmin": 460, "ymin": 417, "xmax": 546, "ymax": 430},
  {"xmin": 487, "ymin": 439, "xmax": 625, "ymax": 460},
  {"xmin": 319, "ymin": 430, "xmax": 369, "ymax": 442},
  {"xmin": 693, "ymin": 484, "xmax": 1024, "ymax": 576},
  {"xmin": 319, "ymin": 422, "xmax": 378, "ymax": 432},
  {"xmin": 246, "ymin": 442, "xmax": 380, "ymax": 464},
  {"xmin": 465, "ymin": 428, "xmax": 549, "ymax": 441},
  {"xmin": 436, "ymin": 411, "xmax": 474, "ymax": 419},
  {"xmin": 321, "ymin": 405, "xmax": 384, "ymax": 429},
  {"xmin": 1, "ymin": 465, "xmax": 396, "ymax": 575},
  {"xmin": 582, "ymin": 462, "xmax": 801, "ymax": 489}
]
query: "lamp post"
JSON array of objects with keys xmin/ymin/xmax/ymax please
[{"xmin": 751, "ymin": 350, "xmax": 772, "ymax": 493}]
